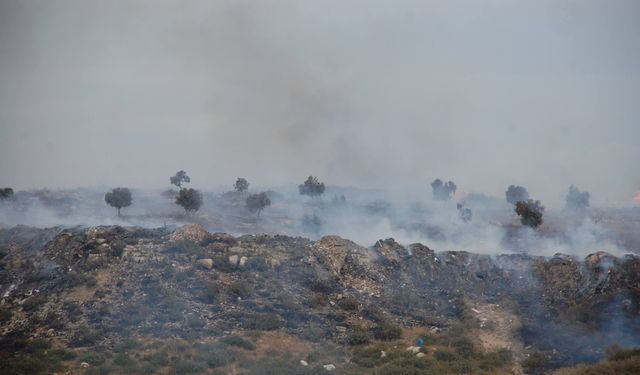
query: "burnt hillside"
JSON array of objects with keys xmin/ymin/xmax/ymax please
[{"xmin": 1, "ymin": 224, "xmax": 639, "ymax": 374}]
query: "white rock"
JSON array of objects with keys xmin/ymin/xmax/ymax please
[
  {"xmin": 300, "ymin": 360, "xmax": 309, "ymax": 366},
  {"xmin": 229, "ymin": 255, "xmax": 239, "ymax": 266},
  {"xmin": 323, "ymin": 364, "xmax": 336, "ymax": 371},
  {"xmin": 239, "ymin": 256, "xmax": 248, "ymax": 267},
  {"xmin": 416, "ymin": 352, "xmax": 425, "ymax": 358},
  {"xmin": 380, "ymin": 350, "xmax": 386, "ymax": 358},
  {"xmin": 80, "ymin": 362, "xmax": 90, "ymax": 368},
  {"xmin": 196, "ymin": 258, "xmax": 213, "ymax": 270},
  {"xmin": 406, "ymin": 346, "xmax": 420, "ymax": 354}
]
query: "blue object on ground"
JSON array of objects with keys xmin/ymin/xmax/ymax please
[{"xmin": 416, "ymin": 338, "xmax": 424, "ymax": 347}]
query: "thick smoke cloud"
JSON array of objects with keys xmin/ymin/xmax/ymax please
[{"xmin": 1, "ymin": 0, "xmax": 639, "ymax": 207}]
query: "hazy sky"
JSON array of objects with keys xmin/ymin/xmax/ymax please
[{"xmin": 1, "ymin": 0, "xmax": 639, "ymax": 205}]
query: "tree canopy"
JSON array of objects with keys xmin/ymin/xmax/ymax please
[
  {"xmin": 234, "ymin": 178, "xmax": 249, "ymax": 193},
  {"xmin": 170, "ymin": 170, "xmax": 191, "ymax": 188},
  {"xmin": 565, "ymin": 185, "xmax": 590, "ymax": 210},
  {"xmin": 246, "ymin": 192, "xmax": 271, "ymax": 216},
  {"xmin": 104, "ymin": 187, "xmax": 132, "ymax": 216},
  {"xmin": 299, "ymin": 176, "xmax": 325, "ymax": 197},
  {"xmin": 0, "ymin": 188, "xmax": 14, "ymax": 200},
  {"xmin": 176, "ymin": 188, "xmax": 203, "ymax": 213},
  {"xmin": 431, "ymin": 179, "xmax": 457, "ymax": 201},
  {"xmin": 515, "ymin": 199, "xmax": 544, "ymax": 228}
]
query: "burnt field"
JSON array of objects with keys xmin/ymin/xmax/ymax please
[{"xmin": 1, "ymin": 219, "xmax": 639, "ymax": 374}]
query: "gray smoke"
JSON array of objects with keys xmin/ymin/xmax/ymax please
[{"xmin": 1, "ymin": 0, "xmax": 639, "ymax": 207}]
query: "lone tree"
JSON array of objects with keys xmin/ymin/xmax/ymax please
[
  {"xmin": 104, "ymin": 187, "xmax": 132, "ymax": 217},
  {"xmin": 515, "ymin": 199, "xmax": 544, "ymax": 228},
  {"xmin": 170, "ymin": 170, "xmax": 191, "ymax": 188},
  {"xmin": 566, "ymin": 185, "xmax": 590, "ymax": 210},
  {"xmin": 0, "ymin": 188, "xmax": 14, "ymax": 200},
  {"xmin": 246, "ymin": 192, "xmax": 271, "ymax": 217},
  {"xmin": 234, "ymin": 178, "xmax": 250, "ymax": 193},
  {"xmin": 299, "ymin": 176, "xmax": 325, "ymax": 198},
  {"xmin": 176, "ymin": 188, "xmax": 203, "ymax": 214},
  {"xmin": 431, "ymin": 179, "xmax": 457, "ymax": 201},
  {"xmin": 505, "ymin": 185, "xmax": 529, "ymax": 205}
]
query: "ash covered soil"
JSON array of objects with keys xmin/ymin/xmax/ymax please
[{"xmin": 1, "ymin": 224, "xmax": 639, "ymax": 374}]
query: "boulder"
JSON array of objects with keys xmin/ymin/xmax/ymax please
[
  {"xmin": 170, "ymin": 224, "xmax": 210, "ymax": 244},
  {"xmin": 197, "ymin": 258, "xmax": 213, "ymax": 270},
  {"xmin": 229, "ymin": 255, "xmax": 239, "ymax": 266},
  {"xmin": 239, "ymin": 256, "xmax": 248, "ymax": 267}
]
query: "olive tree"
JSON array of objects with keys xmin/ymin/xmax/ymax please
[
  {"xmin": 246, "ymin": 192, "xmax": 271, "ymax": 217},
  {"xmin": 299, "ymin": 176, "xmax": 325, "ymax": 198},
  {"xmin": 0, "ymin": 188, "xmax": 14, "ymax": 200},
  {"xmin": 431, "ymin": 179, "xmax": 457, "ymax": 201},
  {"xmin": 105, "ymin": 187, "xmax": 132, "ymax": 216},
  {"xmin": 234, "ymin": 178, "xmax": 250, "ymax": 193},
  {"xmin": 176, "ymin": 188, "xmax": 203, "ymax": 214},
  {"xmin": 170, "ymin": 170, "xmax": 191, "ymax": 188},
  {"xmin": 515, "ymin": 199, "xmax": 544, "ymax": 228},
  {"xmin": 565, "ymin": 185, "xmax": 590, "ymax": 210}
]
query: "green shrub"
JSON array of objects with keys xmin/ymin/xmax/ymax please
[
  {"xmin": 222, "ymin": 335, "xmax": 256, "ymax": 350},
  {"xmin": 145, "ymin": 351, "xmax": 169, "ymax": 367},
  {"xmin": 22, "ymin": 295, "xmax": 47, "ymax": 312},
  {"xmin": 63, "ymin": 272, "xmax": 97, "ymax": 288},
  {"xmin": 606, "ymin": 344, "xmax": 640, "ymax": 362},
  {"xmin": 185, "ymin": 316, "xmax": 206, "ymax": 329},
  {"xmin": 79, "ymin": 352, "xmax": 106, "ymax": 366},
  {"xmin": 522, "ymin": 351, "xmax": 551, "ymax": 375},
  {"xmin": 228, "ymin": 281, "xmax": 252, "ymax": 299},
  {"xmin": 113, "ymin": 353, "xmax": 133, "ymax": 366},
  {"xmin": 452, "ymin": 337, "xmax": 475, "ymax": 358},
  {"xmin": 69, "ymin": 326, "xmax": 100, "ymax": 347},
  {"xmin": 338, "ymin": 296, "xmax": 359, "ymax": 311},
  {"xmin": 435, "ymin": 349, "xmax": 458, "ymax": 362},
  {"xmin": 347, "ymin": 326, "xmax": 371, "ymax": 346},
  {"xmin": 362, "ymin": 305, "xmax": 386, "ymax": 323},
  {"xmin": 247, "ymin": 313, "xmax": 280, "ymax": 331},
  {"xmin": 170, "ymin": 359, "xmax": 206, "ymax": 374},
  {"xmin": 373, "ymin": 323, "xmax": 402, "ymax": 341},
  {"xmin": 201, "ymin": 282, "xmax": 220, "ymax": 303},
  {"xmin": 479, "ymin": 348, "xmax": 512, "ymax": 370},
  {"xmin": 304, "ymin": 293, "xmax": 326, "ymax": 308},
  {"xmin": 351, "ymin": 346, "xmax": 390, "ymax": 367},
  {"xmin": 0, "ymin": 307, "xmax": 13, "ymax": 322},
  {"xmin": 63, "ymin": 301, "xmax": 82, "ymax": 321},
  {"xmin": 308, "ymin": 278, "xmax": 337, "ymax": 294}
]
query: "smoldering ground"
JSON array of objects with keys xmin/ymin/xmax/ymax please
[{"xmin": 0, "ymin": 184, "xmax": 635, "ymax": 258}]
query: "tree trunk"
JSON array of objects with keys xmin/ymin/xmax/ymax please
[{"xmin": 117, "ymin": 207, "xmax": 121, "ymax": 217}]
